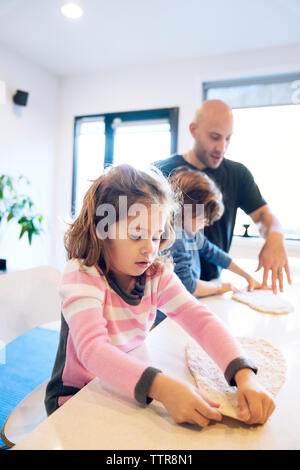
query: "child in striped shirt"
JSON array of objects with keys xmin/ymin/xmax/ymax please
[{"xmin": 45, "ymin": 164, "xmax": 275, "ymax": 427}]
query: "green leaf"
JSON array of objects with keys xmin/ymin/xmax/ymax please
[
  {"xmin": 1, "ymin": 173, "xmax": 44, "ymax": 246},
  {"xmin": 19, "ymin": 225, "xmax": 27, "ymax": 240},
  {"xmin": 28, "ymin": 230, "xmax": 33, "ymax": 245},
  {"xmin": 6, "ymin": 177, "xmax": 13, "ymax": 191}
]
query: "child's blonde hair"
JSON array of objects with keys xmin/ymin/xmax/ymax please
[
  {"xmin": 169, "ymin": 166, "xmax": 224, "ymax": 225},
  {"xmin": 64, "ymin": 164, "xmax": 180, "ymax": 274}
]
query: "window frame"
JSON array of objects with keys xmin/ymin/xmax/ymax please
[
  {"xmin": 202, "ymin": 72, "xmax": 300, "ymax": 106},
  {"xmin": 72, "ymin": 107, "xmax": 179, "ymax": 216}
]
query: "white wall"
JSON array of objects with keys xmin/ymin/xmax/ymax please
[
  {"xmin": 0, "ymin": 43, "xmax": 59, "ymax": 271},
  {"xmin": 54, "ymin": 43, "xmax": 300, "ymax": 270}
]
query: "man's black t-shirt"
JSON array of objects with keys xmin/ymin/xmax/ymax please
[{"xmin": 155, "ymin": 154, "xmax": 266, "ymax": 281}]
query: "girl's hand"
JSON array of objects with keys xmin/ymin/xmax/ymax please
[
  {"xmin": 218, "ymin": 282, "xmax": 239, "ymax": 295},
  {"xmin": 246, "ymin": 276, "xmax": 262, "ymax": 292},
  {"xmin": 234, "ymin": 369, "xmax": 276, "ymax": 424},
  {"xmin": 148, "ymin": 374, "xmax": 222, "ymax": 427}
]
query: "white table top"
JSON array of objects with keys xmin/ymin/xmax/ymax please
[{"xmin": 13, "ymin": 270, "xmax": 300, "ymax": 450}]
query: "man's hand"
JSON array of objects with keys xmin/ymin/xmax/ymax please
[
  {"xmin": 249, "ymin": 205, "xmax": 292, "ymax": 294},
  {"xmin": 256, "ymin": 232, "xmax": 292, "ymax": 294}
]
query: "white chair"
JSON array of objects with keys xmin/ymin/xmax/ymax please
[{"xmin": 0, "ymin": 266, "xmax": 61, "ymax": 449}]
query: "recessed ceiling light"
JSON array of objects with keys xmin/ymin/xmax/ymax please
[{"xmin": 61, "ymin": 2, "xmax": 83, "ymax": 19}]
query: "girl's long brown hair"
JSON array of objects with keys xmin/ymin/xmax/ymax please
[{"xmin": 64, "ymin": 164, "xmax": 181, "ymax": 274}]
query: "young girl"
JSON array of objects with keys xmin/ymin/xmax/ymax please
[
  {"xmin": 167, "ymin": 166, "xmax": 262, "ymax": 297},
  {"xmin": 45, "ymin": 164, "xmax": 274, "ymax": 427}
]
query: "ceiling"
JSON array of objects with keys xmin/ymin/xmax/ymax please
[{"xmin": 0, "ymin": 0, "xmax": 300, "ymax": 77}]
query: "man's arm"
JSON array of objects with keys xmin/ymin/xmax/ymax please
[{"xmin": 249, "ymin": 204, "xmax": 291, "ymax": 293}]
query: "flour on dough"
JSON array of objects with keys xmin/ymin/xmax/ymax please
[
  {"xmin": 232, "ymin": 289, "xmax": 294, "ymax": 315},
  {"xmin": 186, "ymin": 337, "xmax": 286, "ymax": 421}
]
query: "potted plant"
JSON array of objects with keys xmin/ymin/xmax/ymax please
[{"xmin": 0, "ymin": 174, "xmax": 43, "ymax": 272}]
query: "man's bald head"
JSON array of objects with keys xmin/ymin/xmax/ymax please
[
  {"xmin": 193, "ymin": 100, "xmax": 233, "ymax": 126},
  {"xmin": 187, "ymin": 100, "xmax": 233, "ymax": 170}
]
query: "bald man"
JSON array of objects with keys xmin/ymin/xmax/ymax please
[{"xmin": 155, "ymin": 99, "xmax": 291, "ymax": 294}]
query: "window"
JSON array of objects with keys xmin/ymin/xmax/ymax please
[
  {"xmin": 72, "ymin": 108, "xmax": 178, "ymax": 215},
  {"xmin": 203, "ymin": 74, "xmax": 300, "ymax": 240},
  {"xmin": 72, "ymin": 118, "xmax": 105, "ymax": 216}
]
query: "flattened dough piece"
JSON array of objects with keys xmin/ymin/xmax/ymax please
[
  {"xmin": 186, "ymin": 337, "xmax": 286, "ymax": 421},
  {"xmin": 232, "ymin": 289, "xmax": 294, "ymax": 315}
]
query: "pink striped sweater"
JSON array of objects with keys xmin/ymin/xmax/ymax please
[{"xmin": 45, "ymin": 259, "xmax": 256, "ymax": 415}]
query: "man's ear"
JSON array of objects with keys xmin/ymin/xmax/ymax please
[{"xmin": 189, "ymin": 122, "xmax": 196, "ymax": 137}]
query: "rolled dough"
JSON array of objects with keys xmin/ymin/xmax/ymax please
[
  {"xmin": 232, "ymin": 289, "xmax": 294, "ymax": 315},
  {"xmin": 186, "ymin": 337, "xmax": 286, "ymax": 421}
]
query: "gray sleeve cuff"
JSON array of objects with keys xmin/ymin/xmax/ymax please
[
  {"xmin": 224, "ymin": 357, "xmax": 258, "ymax": 386},
  {"xmin": 134, "ymin": 367, "xmax": 162, "ymax": 406}
]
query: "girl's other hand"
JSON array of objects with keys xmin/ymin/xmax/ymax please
[
  {"xmin": 234, "ymin": 368, "xmax": 276, "ymax": 424},
  {"xmin": 218, "ymin": 282, "xmax": 239, "ymax": 295},
  {"xmin": 247, "ymin": 277, "xmax": 262, "ymax": 292},
  {"xmin": 148, "ymin": 374, "xmax": 222, "ymax": 427}
]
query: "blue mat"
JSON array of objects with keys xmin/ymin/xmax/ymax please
[{"xmin": 0, "ymin": 327, "xmax": 59, "ymax": 448}]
